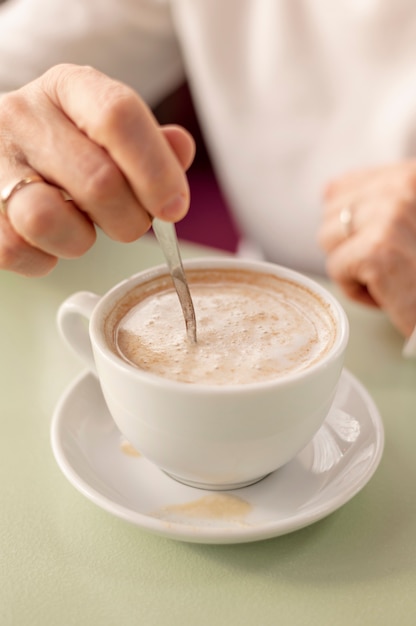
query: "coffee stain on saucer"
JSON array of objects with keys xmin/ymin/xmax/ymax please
[
  {"xmin": 120, "ymin": 436, "xmax": 141, "ymax": 457},
  {"xmin": 154, "ymin": 493, "xmax": 252, "ymax": 523}
]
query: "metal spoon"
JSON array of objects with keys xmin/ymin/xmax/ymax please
[{"xmin": 152, "ymin": 217, "xmax": 197, "ymax": 343}]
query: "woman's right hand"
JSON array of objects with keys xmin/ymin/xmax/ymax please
[{"xmin": 0, "ymin": 64, "xmax": 195, "ymax": 276}]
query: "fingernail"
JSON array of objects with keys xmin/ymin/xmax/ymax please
[{"xmin": 159, "ymin": 193, "xmax": 188, "ymax": 220}]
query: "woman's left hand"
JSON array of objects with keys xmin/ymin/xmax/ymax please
[{"xmin": 318, "ymin": 161, "xmax": 416, "ymax": 338}]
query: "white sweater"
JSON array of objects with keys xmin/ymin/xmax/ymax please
[{"xmin": 2, "ymin": 0, "xmax": 416, "ymax": 273}]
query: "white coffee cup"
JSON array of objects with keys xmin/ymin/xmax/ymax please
[{"xmin": 57, "ymin": 257, "xmax": 349, "ymax": 490}]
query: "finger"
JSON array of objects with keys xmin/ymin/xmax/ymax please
[
  {"xmin": 0, "ymin": 213, "xmax": 58, "ymax": 276},
  {"xmin": 161, "ymin": 125, "xmax": 196, "ymax": 172},
  {"xmin": 45, "ymin": 65, "xmax": 191, "ymax": 221},
  {"xmin": 5, "ymin": 178, "xmax": 97, "ymax": 259},
  {"xmin": 320, "ymin": 190, "xmax": 416, "ymax": 256},
  {"xmin": 358, "ymin": 238, "xmax": 416, "ymax": 336},
  {"xmin": 325, "ymin": 231, "xmax": 416, "ymax": 335},
  {"xmin": 320, "ymin": 191, "xmax": 399, "ymax": 254},
  {"xmin": 318, "ymin": 200, "xmax": 358, "ymax": 253},
  {"xmin": 6, "ymin": 86, "xmax": 153, "ymax": 243},
  {"xmin": 324, "ymin": 240, "xmax": 379, "ymax": 307}
]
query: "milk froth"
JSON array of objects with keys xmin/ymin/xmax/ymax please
[{"xmin": 106, "ymin": 269, "xmax": 336, "ymax": 385}]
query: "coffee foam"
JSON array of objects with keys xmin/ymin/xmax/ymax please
[{"xmin": 105, "ymin": 269, "xmax": 337, "ymax": 385}]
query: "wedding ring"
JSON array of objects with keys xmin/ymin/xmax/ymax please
[
  {"xmin": 339, "ymin": 206, "xmax": 354, "ymax": 237},
  {"xmin": 0, "ymin": 175, "xmax": 45, "ymax": 217}
]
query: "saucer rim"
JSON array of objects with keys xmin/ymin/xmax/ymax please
[{"xmin": 51, "ymin": 369, "xmax": 384, "ymax": 544}]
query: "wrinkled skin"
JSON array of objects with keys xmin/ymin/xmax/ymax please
[
  {"xmin": 318, "ymin": 162, "xmax": 416, "ymax": 338},
  {"xmin": 0, "ymin": 64, "xmax": 195, "ymax": 276}
]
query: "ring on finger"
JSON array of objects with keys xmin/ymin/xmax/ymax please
[
  {"xmin": 0, "ymin": 175, "xmax": 73, "ymax": 217},
  {"xmin": 0, "ymin": 175, "xmax": 45, "ymax": 217},
  {"xmin": 339, "ymin": 205, "xmax": 354, "ymax": 238}
]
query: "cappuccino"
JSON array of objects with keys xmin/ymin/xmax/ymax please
[
  {"xmin": 59, "ymin": 259, "xmax": 348, "ymax": 488},
  {"xmin": 105, "ymin": 269, "xmax": 336, "ymax": 385}
]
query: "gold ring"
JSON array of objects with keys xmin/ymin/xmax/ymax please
[
  {"xmin": 0, "ymin": 175, "xmax": 45, "ymax": 217},
  {"xmin": 339, "ymin": 206, "xmax": 354, "ymax": 237}
]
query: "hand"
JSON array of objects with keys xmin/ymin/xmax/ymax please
[
  {"xmin": 0, "ymin": 64, "xmax": 195, "ymax": 276},
  {"xmin": 318, "ymin": 161, "xmax": 416, "ymax": 338}
]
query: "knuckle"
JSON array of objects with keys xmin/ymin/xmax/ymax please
[
  {"xmin": 0, "ymin": 90, "xmax": 28, "ymax": 121},
  {"xmin": 102, "ymin": 90, "xmax": 138, "ymax": 125},
  {"xmin": 14, "ymin": 197, "xmax": 97, "ymax": 259},
  {"xmin": 358, "ymin": 238, "xmax": 397, "ymax": 286},
  {"xmin": 81, "ymin": 156, "xmax": 121, "ymax": 203},
  {"xmin": 90, "ymin": 85, "xmax": 141, "ymax": 140},
  {"xmin": 44, "ymin": 63, "xmax": 97, "ymax": 94},
  {"xmin": 144, "ymin": 159, "xmax": 177, "ymax": 190}
]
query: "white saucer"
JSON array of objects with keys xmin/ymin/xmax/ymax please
[{"xmin": 51, "ymin": 369, "xmax": 384, "ymax": 544}]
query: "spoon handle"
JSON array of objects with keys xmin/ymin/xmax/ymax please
[{"xmin": 152, "ymin": 218, "xmax": 197, "ymax": 343}]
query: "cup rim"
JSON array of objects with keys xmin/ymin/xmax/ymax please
[{"xmin": 90, "ymin": 257, "xmax": 349, "ymax": 392}]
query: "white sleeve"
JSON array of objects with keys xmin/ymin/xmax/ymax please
[{"xmin": 0, "ymin": 0, "xmax": 185, "ymax": 106}]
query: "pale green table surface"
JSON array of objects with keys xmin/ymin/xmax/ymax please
[{"xmin": 1, "ymin": 232, "xmax": 415, "ymax": 626}]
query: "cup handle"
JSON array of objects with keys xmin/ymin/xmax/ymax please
[{"xmin": 57, "ymin": 292, "xmax": 101, "ymax": 373}]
